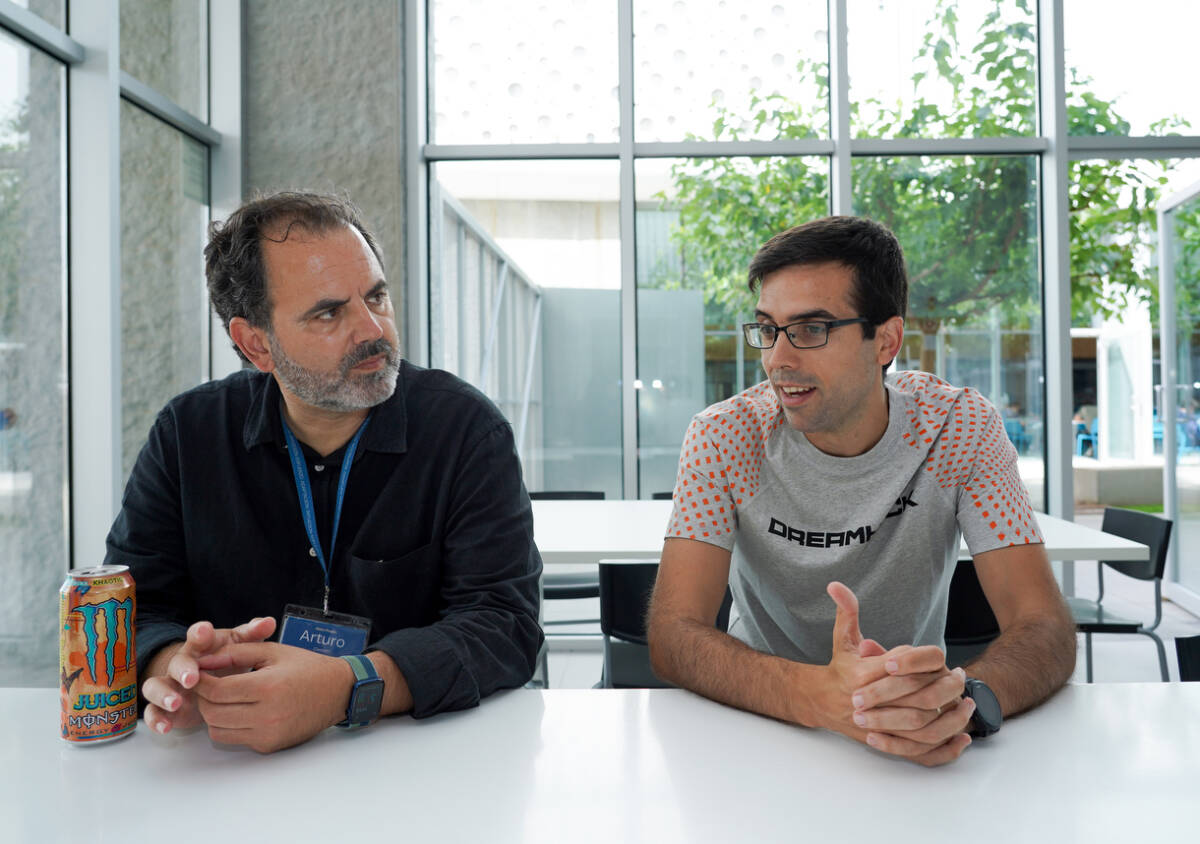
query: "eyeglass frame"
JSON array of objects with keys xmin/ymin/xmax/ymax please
[{"xmin": 741, "ymin": 317, "xmax": 870, "ymax": 350}]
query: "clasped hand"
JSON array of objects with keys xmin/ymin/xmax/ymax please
[
  {"xmin": 821, "ymin": 582, "xmax": 974, "ymax": 766},
  {"xmin": 141, "ymin": 617, "xmax": 352, "ymax": 753}
]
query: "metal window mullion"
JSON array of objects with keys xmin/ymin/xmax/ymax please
[
  {"xmin": 67, "ymin": 0, "xmax": 121, "ymax": 568},
  {"xmin": 1158, "ymin": 204, "xmax": 1179, "ymax": 583},
  {"xmin": 405, "ymin": 0, "xmax": 430, "ymax": 366},
  {"xmin": 1038, "ymin": 0, "xmax": 1074, "ymax": 593},
  {"xmin": 828, "ymin": 0, "xmax": 851, "ymax": 215},
  {"xmin": 208, "ymin": 0, "xmax": 242, "ymax": 379},
  {"xmin": 618, "ymin": 0, "xmax": 637, "ymax": 500},
  {"xmin": 119, "ymin": 71, "xmax": 220, "ymax": 147},
  {"xmin": 0, "ymin": 1, "xmax": 84, "ymax": 63}
]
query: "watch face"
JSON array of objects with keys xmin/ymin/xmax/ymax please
[
  {"xmin": 350, "ymin": 679, "xmax": 385, "ymax": 723},
  {"xmin": 966, "ymin": 679, "xmax": 1002, "ymax": 736}
]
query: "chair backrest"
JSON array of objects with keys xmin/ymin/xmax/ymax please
[
  {"xmin": 1176, "ymin": 635, "xmax": 1200, "ymax": 682},
  {"xmin": 1099, "ymin": 507, "xmax": 1172, "ymax": 581},
  {"xmin": 529, "ymin": 490, "xmax": 605, "ymax": 500},
  {"xmin": 944, "ymin": 560, "xmax": 1000, "ymax": 643},
  {"xmin": 598, "ymin": 560, "xmax": 735, "ymax": 644},
  {"xmin": 651, "ymin": 491, "xmax": 673, "ymax": 500},
  {"xmin": 599, "ymin": 561, "xmax": 659, "ymax": 644}
]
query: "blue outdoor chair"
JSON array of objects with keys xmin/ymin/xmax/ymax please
[{"xmin": 1075, "ymin": 418, "xmax": 1098, "ymax": 456}]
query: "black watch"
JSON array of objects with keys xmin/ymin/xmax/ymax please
[
  {"xmin": 336, "ymin": 654, "xmax": 385, "ymax": 729},
  {"xmin": 962, "ymin": 677, "xmax": 1002, "ymax": 738}
]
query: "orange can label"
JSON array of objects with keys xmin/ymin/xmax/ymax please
[{"xmin": 59, "ymin": 566, "xmax": 138, "ymax": 744}]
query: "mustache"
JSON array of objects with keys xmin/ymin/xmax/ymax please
[{"xmin": 340, "ymin": 337, "xmax": 396, "ymax": 372}]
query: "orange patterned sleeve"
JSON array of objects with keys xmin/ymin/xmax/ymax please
[{"xmin": 665, "ymin": 416, "xmax": 740, "ymax": 548}]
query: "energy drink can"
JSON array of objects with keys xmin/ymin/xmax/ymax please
[{"xmin": 59, "ymin": 565, "xmax": 137, "ymax": 744}]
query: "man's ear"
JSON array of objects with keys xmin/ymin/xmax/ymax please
[
  {"xmin": 875, "ymin": 316, "xmax": 904, "ymax": 367},
  {"xmin": 229, "ymin": 318, "xmax": 274, "ymax": 373}
]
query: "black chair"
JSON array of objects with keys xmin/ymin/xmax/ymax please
[
  {"xmin": 596, "ymin": 559, "xmax": 732, "ymax": 688},
  {"xmin": 943, "ymin": 560, "xmax": 1000, "ymax": 669},
  {"xmin": 1068, "ymin": 507, "xmax": 1173, "ymax": 683},
  {"xmin": 651, "ymin": 491, "xmax": 673, "ymax": 500},
  {"xmin": 1176, "ymin": 635, "xmax": 1200, "ymax": 682}
]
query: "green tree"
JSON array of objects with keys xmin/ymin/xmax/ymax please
[{"xmin": 656, "ymin": 0, "xmax": 1190, "ymax": 373}]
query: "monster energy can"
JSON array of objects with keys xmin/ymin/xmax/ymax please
[{"xmin": 59, "ymin": 565, "xmax": 137, "ymax": 744}]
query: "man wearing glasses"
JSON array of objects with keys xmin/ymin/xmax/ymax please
[{"xmin": 647, "ymin": 216, "xmax": 1075, "ymax": 767}]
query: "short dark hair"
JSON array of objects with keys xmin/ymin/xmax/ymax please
[
  {"xmin": 204, "ymin": 191, "xmax": 385, "ymax": 362},
  {"xmin": 747, "ymin": 216, "xmax": 908, "ymax": 339}
]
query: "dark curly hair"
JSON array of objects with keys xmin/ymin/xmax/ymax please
[
  {"xmin": 204, "ymin": 191, "xmax": 385, "ymax": 362},
  {"xmin": 746, "ymin": 216, "xmax": 908, "ymax": 339}
]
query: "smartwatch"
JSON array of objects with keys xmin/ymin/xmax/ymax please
[
  {"xmin": 962, "ymin": 677, "xmax": 1002, "ymax": 738},
  {"xmin": 336, "ymin": 654, "xmax": 385, "ymax": 729}
]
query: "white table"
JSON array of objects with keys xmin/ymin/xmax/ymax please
[
  {"xmin": 2, "ymin": 684, "xmax": 1194, "ymax": 842},
  {"xmin": 532, "ymin": 499, "xmax": 1149, "ymax": 564}
]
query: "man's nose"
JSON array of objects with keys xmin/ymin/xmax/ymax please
[{"xmin": 350, "ymin": 299, "xmax": 385, "ymax": 342}]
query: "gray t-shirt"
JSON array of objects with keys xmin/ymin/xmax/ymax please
[{"xmin": 666, "ymin": 371, "xmax": 1042, "ymax": 665}]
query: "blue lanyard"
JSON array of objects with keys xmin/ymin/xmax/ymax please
[{"xmin": 282, "ymin": 413, "xmax": 372, "ymax": 613}]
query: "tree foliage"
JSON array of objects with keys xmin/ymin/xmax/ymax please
[{"xmin": 654, "ymin": 0, "xmax": 1194, "ymax": 372}]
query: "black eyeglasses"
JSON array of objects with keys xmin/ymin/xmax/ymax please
[{"xmin": 742, "ymin": 317, "xmax": 869, "ymax": 350}]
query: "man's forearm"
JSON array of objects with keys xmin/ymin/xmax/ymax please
[
  {"xmin": 965, "ymin": 610, "xmax": 1076, "ymax": 716},
  {"xmin": 649, "ymin": 617, "xmax": 828, "ymax": 729}
]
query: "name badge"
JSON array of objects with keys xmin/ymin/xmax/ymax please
[{"xmin": 279, "ymin": 604, "xmax": 371, "ymax": 657}]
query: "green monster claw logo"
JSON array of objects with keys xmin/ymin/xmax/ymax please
[{"xmin": 70, "ymin": 598, "xmax": 134, "ymax": 685}]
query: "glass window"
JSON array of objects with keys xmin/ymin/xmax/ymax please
[
  {"xmin": 1069, "ymin": 158, "xmax": 1200, "ymax": 494},
  {"xmin": 853, "ymin": 155, "xmax": 1044, "ymax": 510},
  {"xmin": 1065, "ymin": 0, "xmax": 1200, "ymax": 136},
  {"xmin": 848, "ymin": 0, "xmax": 1036, "ymax": 138},
  {"xmin": 431, "ymin": 0, "xmax": 618, "ymax": 144},
  {"xmin": 0, "ymin": 32, "xmax": 66, "ymax": 686},
  {"xmin": 120, "ymin": 0, "xmax": 209, "ymax": 120},
  {"xmin": 635, "ymin": 155, "xmax": 829, "ymax": 496},
  {"xmin": 431, "ymin": 160, "xmax": 622, "ymax": 498},
  {"xmin": 633, "ymin": 0, "xmax": 828, "ymax": 142},
  {"xmin": 120, "ymin": 101, "xmax": 209, "ymax": 478},
  {"xmin": 8, "ymin": 0, "xmax": 66, "ymax": 29}
]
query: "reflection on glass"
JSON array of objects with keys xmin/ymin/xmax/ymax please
[
  {"xmin": 848, "ymin": 0, "xmax": 1035, "ymax": 138},
  {"xmin": 120, "ymin": 102, "xmax": 209, "ymax": 477},
  {"xmin": 855, "ymin": 155, "xmax": 1044, "ymax": 509},
  {"xmin": 633, "ymin": 0, "xmax": 827, "ymax": 142},
  {"xmin": 120, "ymin": 0, "xmax": 208, "ymax": 120},
  {"xmin": 431, "ymin": 0, "xmax": 617, "ymax": 144},
  {"xmin": 0, "ymin": 33, "xmax": 66, "ymax": 686},
  {"xmin": 431, "ymin": 160, "xmax": 622, "ymax": 498},
  {"xmin": 1065, "ymin": 0, "xmax": 1200, "ymax": 137},
  {"xmin": 635, "ymin": 156, "xmax": 828, "ymax": 497}
]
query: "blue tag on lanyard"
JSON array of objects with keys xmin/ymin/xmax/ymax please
[
  {"xmin": 279, "ymin": 603, "xmax": 370, "ymax": 656},
  {"xmin": 281, "ymin": 412, "xmax": 372, "ymax": 614}
]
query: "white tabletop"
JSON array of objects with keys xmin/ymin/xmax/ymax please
[
  {"xmin": 532, "ymin": 500, "xmax": 1149, "ymax": 564},
  {"xmin": 2, "ymin": 684, "xmax": 1194, "ymax": 842}
]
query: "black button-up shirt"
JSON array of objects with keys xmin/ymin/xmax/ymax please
[{"xmin": 105, "ymin": 362, "xmax": 543, "ymax": 718}]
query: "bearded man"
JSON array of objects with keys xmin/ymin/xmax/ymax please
[{"xmin": 106, "ymin": 192, "xmax": 542, "ymax": 752}]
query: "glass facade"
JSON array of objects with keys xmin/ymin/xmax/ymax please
[
  {"xmin": 0, "ymin": 30, "xmax": 66, "ymax": 686},
  {"xmin": 431, "ymin": 0, "xmax": 618, "ymax": 144},
  {"xmin": 430, "ymin": 159, "xmax": 623, "ymax": 498},
  {"xmin": 848, "ymin": 0, "xmax": 1036, "ymax": 138},
  {"xmin": 633, "ymin": 0, "xmax": 828, "ymax": 142}
]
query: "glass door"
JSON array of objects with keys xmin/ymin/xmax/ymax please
[{"xmin": 1158, "ymin": 183, "xmax": 1200, "ymax": 613}]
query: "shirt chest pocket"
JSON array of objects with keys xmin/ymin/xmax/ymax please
[{"xmin": 344, "ymin": 542, "xmax": 441, "ymax": 634}]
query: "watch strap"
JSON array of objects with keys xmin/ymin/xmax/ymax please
[{"xmin": 337, "ymin": 653, "xmax": 382, "ymax": 729}]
